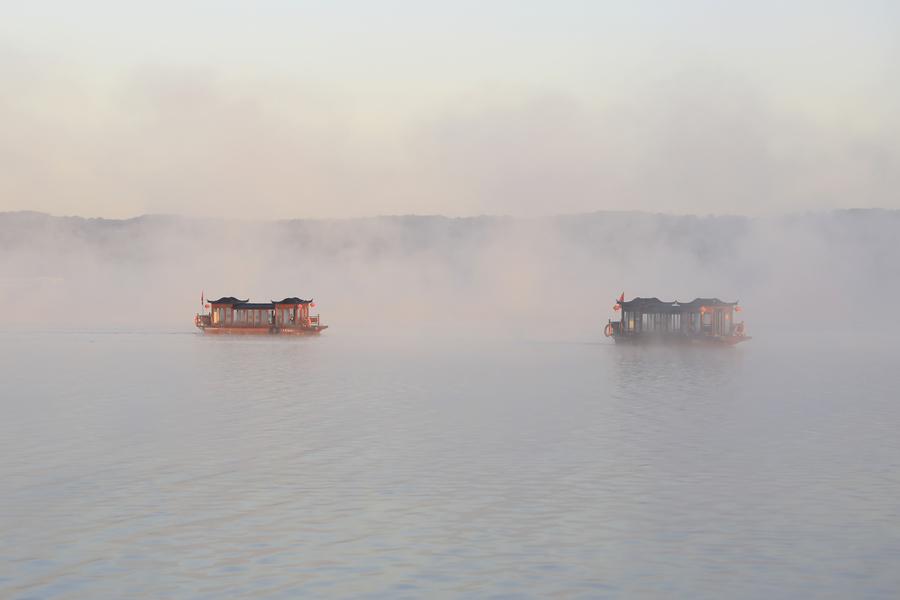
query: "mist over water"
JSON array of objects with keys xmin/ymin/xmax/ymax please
[
  {"xmin": 1, "ymin": 209, "xmax": 899, "ymax": 337},
  {"xmin": 3, "ymin": 2, "xmax": 899, "ymax": 596},
  {"xmin": 2, "ymin": 210, "xmax": 900, "ymax": 598}
]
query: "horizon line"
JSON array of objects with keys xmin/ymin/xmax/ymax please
[{"xmin": 1, "ymin": 207, "xmax": 895, "ymax": 223}]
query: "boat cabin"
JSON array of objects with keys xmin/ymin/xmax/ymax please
[{"xmin": 606, "ymin": 297, "xmax": 748, "ymax": 344}]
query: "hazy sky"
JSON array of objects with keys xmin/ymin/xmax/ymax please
[{"xmin": 1, "ymin": 1, "xmax": 898, "ymax": 218}]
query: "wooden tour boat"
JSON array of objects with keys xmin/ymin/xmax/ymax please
[
  {"xmin": 605, "ymin": 294, "xmax": 749, "ymax": 345},
  {"xmin": 195, "ymin": 295, "xmax": 327, "ymax": 335}
]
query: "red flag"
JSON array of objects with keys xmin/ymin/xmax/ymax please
[{"xmin": 618, "ymin": 292, "xmax": 625, "ymax": 303}]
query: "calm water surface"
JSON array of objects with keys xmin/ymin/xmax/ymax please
[{"xmin": 1, "ymin": 331, "xmax": 899, "ymax": 598}]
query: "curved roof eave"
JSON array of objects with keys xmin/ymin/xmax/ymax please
[
  {"xmin": 272, "ymin": 297, "xmax": 312, "ymax": 305},
  {"xmin": 208, "ymin": 296, "xmax": 249, "ymax": 304}
]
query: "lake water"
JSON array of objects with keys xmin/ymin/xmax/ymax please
[{"xmin": 1, "ymin": 331, "xmax": 899, "ymax": 599}]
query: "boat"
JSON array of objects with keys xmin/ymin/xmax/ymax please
[
  {"xmin": 605, "ymin": 295, "xmax": 749, "ymax": 345},
  {"xmin": 194, "ymin": 296, "xmax": 328, "ymax": 335}
]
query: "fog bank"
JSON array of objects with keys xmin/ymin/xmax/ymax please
[{"xmin": 1, "ymin": 210, "xmax": 897, "ymax": 339}]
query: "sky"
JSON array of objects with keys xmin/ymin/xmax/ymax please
[{"xmin": 1, "ymin": 1, "xmax": 898, "ymax": 219}]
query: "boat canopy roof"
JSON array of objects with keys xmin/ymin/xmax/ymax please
[
  {"xmin": 208, "ymin": 296, "xmax": 312, "ymax": 307},
  {"xmin": 618, "ymin": 297, "xmax": 738, "ymax": 313},
  {"xmin": 273, "ymin": 297, "xmax": 312, "ymax": 305},
  {"xmin": 208, "ymin": 297, "xmax": 248, "ymax": 304}
]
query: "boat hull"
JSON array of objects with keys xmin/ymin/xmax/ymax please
[
  {"xmin": 612, "ymin": 334, "xmax": 750, "ymax": 345},
  {"xmin": 198, "ymin": 325, "xmax": 328, "ymax": 335}
]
